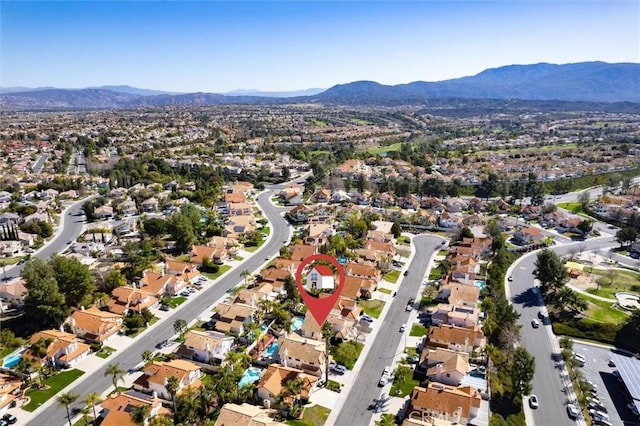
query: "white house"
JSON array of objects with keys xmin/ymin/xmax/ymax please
[
  {"xmin": 304, "ymin": 265, "xmax": 335, "ymax": 292},
  {"xmin": 178, "ymin": 330, "xmax": 235, "ymax": 364}
]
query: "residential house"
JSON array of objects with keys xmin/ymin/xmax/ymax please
[
  {"xmin": 330, "ymin": 190, "xmax": 351, "ymax": 204},
  {"xmin": 141, "ymin": 197, "xmax": 158, "ymax": 213},
  {"xmin": 212, "ymin": 303, "xmax": 256, "ymax": 335},
  {"xmin": 278, "ymin": 333, "xmax": 327, "ymax": 377},
  {"xmin": 419, "ymin": 348, "xmax": 471, "ymax": 386},
  {"xmin": 227, "ymin": 202, "xmax": 253, "ymax": 216},
  {"xmin": 0, "ymin": 278, "xmax": 27, "ymax": 306},
  {"xmin": 286, "ymin": 204, "xmax": 313, "ymax": 223},
  {"xmin": 426, "ymin": 324, "xmax": 486, "ymax": 355},
  {"xmin": 436, "ymin": 283, "xmax": 481, "ymax": 308},
  {"xmin": 23, "ymin": 212, "xmax": 49, "ymax": 225},
  {"xmin": 512, "ymin": 226, "xmax": 544, "ymax": 245},
  {"xmin": 133, "ymin": 359, "xmax": 202, "ymax": 400},
  {"xmin": 259, "ymin": 268, "xmax": 291, "ymax": 294},
  {"xmin": 113, "ymin": 218, "xmax": 137, "ymax": 236},
  {"xmin": 289, "ymin": 244, "xmax": 316, "ymax": 262},
  {"xmin": 0, "ymin": 241, "xmax": 20, "ymax": 257},
  {"xmin": 0, "ymin": 372, "xmax": 22, "ymax": 416},
  {"xmin": 304, "ymin": 223, "xmax": 333, "ymax": 246},
  {"xmin": 310, "ymin": 188, "xmax": 331, "ymax": 204},
  {"xmin": 69, "ymin": 306, "xmax": 123, "ymax": 343},
  {"xmin": 428, "ymin": 304, "xmax": 481, "ymax": 328},
  {"xmin": 119, "ymin": 199, "xmax": 137, "ymax": 216},
  {"xmin": 450, "ymin": 257, "xmax": 480, "ymax": 284},
  {"xmin": 0, "ymin": 192, "xmax": 12, "ymax": 204},
  {"xmin": 256, "ymin": 364, "xmax": 318, "ymax": 406},
  {"xmin": 0, "ymin": 213, "xmax": 19, "ymax": 226},
  {"xmin": 192, "ymin": 244, "xmax": 227, "ymax": 265},
  {"xmin": 224, "ymin": 215, "xmax": 255, "ymax": 238},
  {"xmin": 108, "ymin": 286, "xmax": 158, "ymax": 315},
  {"xmin": 108, "ymin": 187, "xmax": 128, "ymax": 199},
  {"xmin": 304, "ymin": 265, "xmax": 335, "ymax": 292},
  {"xmin": 140, "ymin": 270, "xmax": 186, "ymax": 297},
  {"xmin": 99, "ymin": 390, "xmax": 168, "ymax": 426},
  {"xmin": 95, "ymin": 205, "xmax": 114, "ymax": 220},
  {"xmin": 363, "ymin": 240, "xmax": 396, "ymax": 258},
  {"xmin": 28, "ymin": 329, "xmax": 91, "ymax": 368},
  {"xmin": 177, "ymin": 330, "xmax": 235, "ymax": 364},
  {"xmin": 344, "ymin": 262, "xmax": 382, "ymax": 286},
  {"xmin": 438, "ymin": 212, "xmax": 461, "ymax": 228},
  {"xmin": 366, "ymin": 229, "xmax": 394, "ymax": 243},
  {"xmin": 214, "ymin": 403, "xmax": 286, "ymax": 426},
  {"xmin": 164, "ymin": 260, "xmax": 200, "ymax": 281},
  {"xmin": 407, "ymin": 383, "xmax": 482, "ymax": 425}
]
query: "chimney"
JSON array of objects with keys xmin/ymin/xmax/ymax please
[
  {"xmin": 152, "ymin": 391, "xmax": 157, "ymax": 399},
  {"xmin": 436, "ymin": 363, "xmax": 443, "ymax": 381},
  {"xmin": 80, "ymin": 306, "xmax": 85, "ymax": 311}
]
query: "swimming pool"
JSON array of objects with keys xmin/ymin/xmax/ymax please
[
  {"xmin": 238, "ymin": 367, "xmax": 262, "ymax": 387},
  {"xmin": 291, "ymin": 317, "xmax": 304, "ymax": 332},
  {"xmin": 474, "ymin": 280, "xmax": 486, "ymax": 290},
  {"xmin": 264, "ymin": 342, "xmax": 279, "ymax": 358},
  {"xmin": 3, "ymin": 353, "xmax": 22, "ymax": 368}
]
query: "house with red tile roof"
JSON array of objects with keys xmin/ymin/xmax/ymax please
[
  {"xmin": 426, "ymin": 324, "xmax": 486, "ymax": 355},
  {"xmin": 256, "ymin": 364, "xmax": 318, "ymax": 406},
  {"xmin": 69, "ymin": 306, "xmax": 123, "ymax": 343},
  {"xmin": 108, "ymin": 286, "xmax": 158, "ymax": 315},
  {"xmin": 28, "ymin": 329, "xmax": 91, "ymax": 368},
  {"xmin": 99, "ymin": 390, "xmax": 169, "ymax": 426},
  {"xmin": 214, "ymin": 403, "xmax": 286, "ymax": 426},
  {"xmin": 132, "ymin": 359, "xmax": 202, "ymax": 400},
  {"xmin": 407, "ymin": 383, "xmax": 482, "ymax": 425}
]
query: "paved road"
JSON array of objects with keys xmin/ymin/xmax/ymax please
[
  {"xmin": 29, "ymin": 189, "xmax": 292, "ymax": 426},
  {"xmin": 333, "ymin": 235, "xmax": 441, "ymax": 426},
  {"xmin": 32, "ymin": 153, "xmax": 49, "ymax": 174},
  {"xmin": 2, "ymin": 197, "xmax": 92, "ymax": 282},
  {"xmin": 509, "ymin": 237, "xmax": 619, "ymax": 426}
]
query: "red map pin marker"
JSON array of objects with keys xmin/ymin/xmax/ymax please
[{"xmin": 294, "ymin": 253, "xmax": 346, "ymax": 325}]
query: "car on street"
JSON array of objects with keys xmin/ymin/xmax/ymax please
[
  {"xmin": 403, "ymin": 271, "xmax": 408, "ymax": 276},
  {"xmin": 330, "ymin": 364, "xmax": 347, "ymax": 375},
  {"xmin": 508, "ymin": 275, "xmax": 513, "ymax": 282},
  {"xmin": 399, "ymin": 324, "xmax": 407, "ymax": 332},
  {"xmin": 529, "ymin": 395, "xmax": 539, "ymax": 409},
  {"xmin": 538, "ymin": 310, "xmax": 546, "ymax": 319},
  {"xmin": 378, "ymin": 374, "xmax": 388, "ymax": 387},
  {"xmin": 589, "ymin": 409, "xmax": 609, "ymax": 421},
  {"xmin": 406, "ymin": 304, "xmax": 413, "ymax": 312},
  {"xmin": 567, "ymin": 404, "xmax": 580, "ymax": 419},
  {"xmin": 2, "ymin": 414, "xmax": 17, "ymax": 425},
  {"xmin": 155, "ymin": 339, "xmax": 170, "ymax": 349},
  {"xmin": 608, "ymin": 359, "xmax": 615, "ymax": 367},
  {"xmin": 383, "ymin": 366, "xmax": 391, "ymax": 375},
  {"xmin": 531, "ymin": 319, "xmax": 540, "ymax": 328}
]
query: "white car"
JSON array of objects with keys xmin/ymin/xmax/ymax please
[
  {"xmin": 378, "ymin": 374, "xmax": 388, "ymax": 387},
  {"xmin": 529, "ymin": 395, "xmax": 539, "ymax": 409},
  {"xmin": 399, "ymin": 324, "xmax": 407, "ymax": 332},
  {"xmin": 567, "ymin": 404, "xmax": 580, "ymax": 419}
]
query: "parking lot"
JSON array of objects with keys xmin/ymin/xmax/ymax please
[{"xmin": 574, "ymin": 342, "xmax": 640, "ymax": 425}]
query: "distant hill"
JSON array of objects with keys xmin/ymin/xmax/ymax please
[
  {"xmin": 1, "ymin": 62, "xmax": 638, "ymax": 110},
  {"xmin": 225, "ymin": 88, "xmax": 325, "ymax": 98}
]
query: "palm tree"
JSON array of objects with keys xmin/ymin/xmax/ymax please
[
  {"xmin": 57, "ymin": 392, "xmax": 79, "ymax": 426},
  {"xmin": 240, "ymin": 269, "xmax": 251, "ymax": 285},
  {"xmin": 321, "ymin": 321, "xmax": 333, "ymax": 385},
  {"xmin": 104, "ymin": 363, "xmax": 125, "ymax": 394},
  {"xmin": 84, "ymin": 392, "xmax": 102, "ymax": 425},
  {"xmin": 285, "ymin": 377, "xmax": 306, "ymax": 408},
  {"xmin": 141, "ymin": 349, "xmax": 154, "ymax": 363},
  {"xmin": 166, "ymin": 375, "xmax": 180, "ymax": 413},
  {"xmin": 196, "ymin": 382, "xmax": 218, "ymax": 418},
  {"xmin": 129, "ymin": 404, "xmax": 149, "ymax": 425}
]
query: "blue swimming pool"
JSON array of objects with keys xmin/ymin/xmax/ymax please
[
  {"xmin": 474, "ymin": 280, "xmax": 486, "ymax": 290},
  {"xmin": 238, "ymin": 367, "xmax": 262, "ymax": 387},
  {"xmin": 291, "ymin": 317, "xmax": 304, "ymax": 332},
  {"xmin": 3, "ymin": 353, "xmax": 22, "ymax": 368},
  {"xmin": 264, "ymin": 342, "xmax": 279, "ymax": 358}
]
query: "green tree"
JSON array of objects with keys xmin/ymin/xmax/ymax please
[
  {"xmin": 577, "ymin": 219, "xmax": 593, "ymax": 235},
  {"xmin": 533, "ymin": 249, "xmax": 568, "ymax": 296},
  {"xmin": 142, "ymin": 349, "xmax": 154, "ymax": 363},
  {"xmin": 102, "ymin": 268, "xmax": 127, "ymax": 293},
  {"xmin": 57, "ymin": 392, "xmax": 79, "ymax": 426},
  {"xmin": 174, "ymin": 318, "xmax": 188, "ymax": 337},
  {"xmin": 49, "ymin": 254, "xmax": 95, "ymax": 308},
  {"xmin": 84, "ymin": 392, "xmax": 102, "ymax": 425},
  {"xmin": 129, "ymin": 404, "xmax": 149, "ymax": 425},
  {"xmin": 105, "ymin": 363, "xmax": 125, "ymax": 394},
  {"xmin": 169, "ymin": 213, "xmax": 196, "ymax": 254},
  {"xmin": 166, "ymin": 375, "xmax": 180, "ymax": 413},
  {"xmin": 322, "ymin": 321, "xmax": 333, "ymax": 384},
  {"xmin": 284, "ymin": 274, "xmax": 301, "ymax": 305},
  {"xmin": 510, "ymin": 347, "xmax": 535, "ymax": 397},
  {"xmin": 578, "ymin": 191, "xmax": 591, "ymax": 210},
  {"xmin": 143, "ymin": 217, "xmax": 168, "ymax": 238},
  {"xmin": 460, "ymin": 226, "xmax": 474, "ymax": 240},
  {"xmin": 616, "ymin": 227, "xmax": 638, "ymax": 247},
  {"xmin": 22, "ymin": 259, "xmax": 68, "ymax": 330},
  {"xmin": 240, "ymin": 269, "xmax": 251, "ymax": 285}
]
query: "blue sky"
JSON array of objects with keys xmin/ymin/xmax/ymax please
[{"xmin": 1, "ymin": 1, "xmax": 639, "ymax": 92}]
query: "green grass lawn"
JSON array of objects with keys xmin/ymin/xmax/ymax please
[
  {"xmin": 557, "ymin": 202, "xmax": 584, "ymax": 214},
  {"xmin": 383, "ymin": 270, "xmax": 400, "ymax": 283},
  {"xmin": 390, "ymin": 370, "xmax": 420, "ymax": 398},
  {"xmin": 585, "ymin": 267, "xmax": 640, "ymax": 299},
  {"xmin": 367, "ymin": 142, "xmax": 403, "ymax": 155},
  {"xmin": 437, "ymin": 250, "xmax": 449, "ymax": 256},
  {"xmin": 300, "ymin": 404, "xmax": 331, "ymax": 426},
  {"xmin": 202, "ymin": 265, "xmax": 232, "ymax": 280},
  {"xmin": 164, "ymin": 296, "xmax": 187, "ymax": 309},
  {"xmin": 24, "ymin": 369, "xmax": 85, "ymax": 412},
  {"xmin": 234, "ymin": 255, "xmax": 243, "ymax": 261},
  {"xmin": 359, "ymin": 299, "xmax": 385, "ymax": 318},
  {"xmin": 410, "ymin": 323, "xmax": 428, "ymax": 337},
  {"xmin": 95, "ymin": 346, "xmax": 116, "ymax": 359},
  {"xmin": 581, "ymin": 294, "xmax": 629, "ymax": 325},
  {"xmin": 378, "ymin": 287, "xmax": 392, "ymax": 295},
  {"xmin": 429, "ymin": 268, "xmax": 442, "ymax": 280},
  {"xmin": 262, "ymin": 226, "xmax": 271, "ymax": 236},
  {"xmin": 376, "ymin": 414, "xmax": 397, "ymax": 426},
  {"xmin": 0, "ymin": 256, "xmax": 22, "ymax": 266},
  {"xmin": 397, "ymin": 236, "xmax": 410, "ymax": 245}
]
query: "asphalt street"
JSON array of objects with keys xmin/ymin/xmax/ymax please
[
  {"xmin": 28, "ymin": 189, "xmax": 292, "ymax": 426},
  {"xmin": 2, "ymin": 196, "xmax": 92, "ymax": 282},
  {"xmin": 332, "ymin": 234, "xmax": 441, "ymax": 426},
  {"xmin": 509, "ymin": 237, "xmax": 619, "ymax": 426}
]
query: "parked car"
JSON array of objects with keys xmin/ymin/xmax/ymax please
[
  {"xmin": 383, "ymin": 366, "xmax": 391, "ymax": 375},
  {"xmin": 566, "ymin": 404, "xmax": 580, "ymax": 419},
  {"xmin": 378, "ymin": 374, "xmax": 388, "ymax": 387},
  {"xmin": 360, "ymin": 314, "xmax": 374, "ymax": 323},
  {"xmin": 159, "ymin": 304, "xmax": 170, "ymax": 311},
  {"xmin": 2, "ymin": 414, "xmax": 17, "ymax": 425},
  {"xmin": 529, "ymin": 395, "xmax": 539, "ymax": 409},
  {"xmin": 588, "ymin": 402, "xmax": 607, "ymax": 413},
  {"xmin": 538, "ymin": 310, "xmax": 546, "ymax": 319},
  {"xmin": 608, "ymin": 359, "xmax": 616, "ymax": 367},
  {"xmin": 330, "ymin": 363, "xmax": 346, "ymax": 375},
  {"xmin": 155, "ymin": 339, "xmax": 170, "ymax": 349},
  {"xmin": 531, "ymin": 319, "xmax": 540, "ymax": 328},
  {"xmin": 508, "ymin": 275, "xmax": 513, "ymax": 282},
  {"xmin": 399, "ymin": 324, "xmax": 407, "ymax": 332},
  {"xmin": 403, "ymin": 271, "xmax": 408, "ymax": 276}
]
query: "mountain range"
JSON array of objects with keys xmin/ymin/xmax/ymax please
[{"xmin": 1, "ymin": 61, "xmax": 638, "ymax": 110}]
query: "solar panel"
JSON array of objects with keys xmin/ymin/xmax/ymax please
[{"xmin": 611, "ymin": 353, "xmax": 640, "ymax": 400}]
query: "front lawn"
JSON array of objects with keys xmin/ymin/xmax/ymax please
[
  {"xmin": 202, "ymin": 264, "xmax": 232, "ymax": 280},
  {"xmin": 300, "ymin": 404, "xmax": 330, "ymax": 426},
  {"xmin": 410, "ymin": 323, "xmax": 428, "ymax": 337},
  {"xmin": 24, "ymin": 369, "xmax": 85, "ymax": 412},
  {"xmin": 95, "ymin": 346, "xmax": 116, "ymax": 359},
  {"xmin": 429, "ymin": 268, "xmax": 442, "ymax": 280},
  {"xmin": 163, "ymin": 296, "xmax": 187, "ymax": 309},
  {"xmin": 397, "ymin": 236, "xmax": 410, "ymax": 245},
  {"xmin": 329, "ymin": 341, "xmax": 364, "ymax": 370},
  {"xmin": 383, "ymin": 270, "xmax": 400, "ymax": 283},
  {"xmin": 378, "ymin": 287, "xmax": 392, "ymax": 295},
  {"xmin": 359, "ymin": 299, "xmax": 385, "ymax": 318},
  {"xmin": 390, "ymin": 366, "xmax": 420, "ymax": 398}
]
